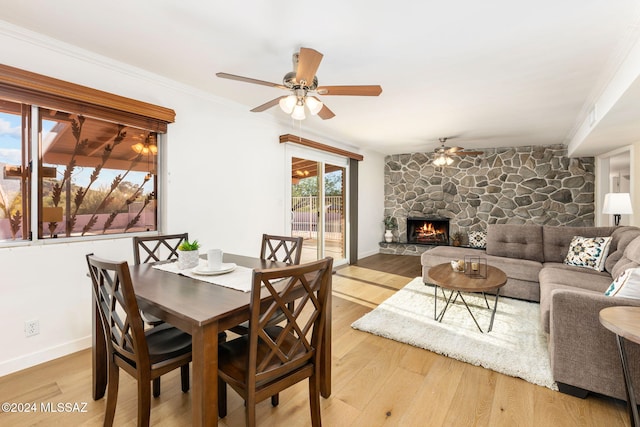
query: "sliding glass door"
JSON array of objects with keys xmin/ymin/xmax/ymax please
[{"xmin": 288, "ymin": 150, "xmax": 348, "ymax": 265}]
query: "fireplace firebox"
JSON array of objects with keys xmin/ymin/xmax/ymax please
[{"xmin": 407, "ymin": 217, "xmax": 450, "ymax": 245}]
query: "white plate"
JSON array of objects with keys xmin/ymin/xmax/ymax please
[{"xmin": 192, "ymin": 263, "xmax": 237, "ymax": 276}]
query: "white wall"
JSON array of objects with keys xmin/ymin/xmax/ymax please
[
  {"xmin": 0, "ymin": 24, "xmax": 385, "ymax": 375},
  {"xmin": 357, "ymin": 149, "xmax": 386, "ymax": 258}
]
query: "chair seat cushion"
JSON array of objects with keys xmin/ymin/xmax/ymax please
[
  {"xmin": 145, "ymin": 323, "xmax": 192, "ymax": 363},
  {"xmin": 230, "ymin": 308, "xmax": 287, "ymax": 334},
  {"xmin": 219, "ymin": 326, "xmax": 307, "ymax": 385}
]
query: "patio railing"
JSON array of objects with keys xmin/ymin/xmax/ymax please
[{"xmin": 292, "ymin": 195, "xmax": 343, "ymax": 241}]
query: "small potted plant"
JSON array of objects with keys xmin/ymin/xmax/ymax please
[
  {"xmin": 383, "ymin": 216, "xmax": 398, "ymax": 243},
  {"xmin": 177, "ymin": 239, "xmax": 200, "ymax": 269}
]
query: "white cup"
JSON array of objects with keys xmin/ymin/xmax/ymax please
[{"xmin": 207, "ymin": 249, "xmax": 223, "ymax": 270}]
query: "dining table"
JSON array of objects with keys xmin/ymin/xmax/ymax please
[{"xmin": 91, "ymin": 253, "xmax": 332, "ymax": 427}]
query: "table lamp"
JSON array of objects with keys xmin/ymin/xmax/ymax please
[{"xmin": 603, "ymin": 193, "xmax": 633, "ymax": 226}]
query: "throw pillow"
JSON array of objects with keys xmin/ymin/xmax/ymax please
[
  {"xmin": 564, "ymin": 235, "xmax": 612, "ymax": 271},
  {"xmin": 605, "ymin": 267, "xmax": 640, "ymax": 299},
  {"xmin": 467, "ymin": 231, "xmax": 487, "ymax": 249}
]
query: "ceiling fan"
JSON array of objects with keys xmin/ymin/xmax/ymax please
[
  {"xmin": 216, "ymin": 47, "xmax": 382, "ymax": 120},
  {"xmin": 433, "ymin": 137, "xmax": 484, "ymax": 166}
]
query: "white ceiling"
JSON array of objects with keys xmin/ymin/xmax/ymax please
[{"xmin": 1, "ymin": 0, "xmax": 640, "ymax": 156}]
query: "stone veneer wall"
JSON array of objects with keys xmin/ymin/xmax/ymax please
[{"xmin": 384, "ymin": 144, "xmax": 595, "ymax": 245}]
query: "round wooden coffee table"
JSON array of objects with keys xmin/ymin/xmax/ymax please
[{"xmin": 427, "ymin": 262, "xmax": 507, "ymax": 333}]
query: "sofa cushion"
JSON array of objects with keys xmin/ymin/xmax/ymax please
[
  {"xmin": 604, "ymin": 226, "xmax": 640, "ymax": 273},
  {"xmin": 541, "ymin": 261, "xmax": 611, "ymax": 277},
  {"xmin": 539, "ymin": 266, "xmax": 613, "ymax": 332},
  {"xmin": 542, "ymin": 225, "xmax": 616, "ymax": 263},
  {"xmin": 422, "ymin": 245, "xmax": 542, "ymax": 283},
  {"xmin": 420, "ymin": 246, "xmax": 486, "ymax": 267},
  {"xmin": 611, "ymin": 235, "xmax": 640, "ymax": 279},
  {"xmin": 467, "ymin": 231, "xmax": 487, "ymax": 248},
  {"xmin": 605, "ymin": 267, "xmax": 640, "ymax": 299},
  {"xmin": 563, "ymin": 236, "xmax": 612, "ymax": 271},
  {"xmin": 484, "ymin": 255, "xmax": 542, "ymax": 283},
  {"xmin": 486, "ymin": 224, "xmax": 544, "ymax": 262}
]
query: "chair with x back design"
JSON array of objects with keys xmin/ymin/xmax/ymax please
[
  {"xmin": 133, "ymin": 233, "xmax": 189, "ymax": 265},
  {"xmin": 260, "ymin": 234, "xmax": 304, "ymax": 265},
  {"xmin": 133, "ymin": 233, "xmax": 189, "ymax": 326},
  {"xmin": 86, "ymin": 253, "xmax": 192, "ymax": 427},
  {"xmin": 229, "ymin": 234, "xmax": 304, "ymax": 338},
  {"xmin": 134, "ymin": 233, "xmax": 228, "ymax": 400},
  {"xmin": 217, "ymin": 257, "xmax": 333, "ymax": 427}
]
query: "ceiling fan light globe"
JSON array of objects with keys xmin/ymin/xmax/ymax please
[
  {"xmin": 446, "ymin": 156, "xmax": 454, "ymax": 165},
  {"xmin": 131, "ymin": 142, "xmax": 144, "ymax": 154},
  {"xmin": 279, "ymin": 95, "xmax": 297, "ymax": 114},
  {"xmin": 305, "ymin": 97, "xmax": 323, "ymax": 115},
  {"xmin": 291, "ymin": 104, "xmax": 306, "ymax": 120},
  {"xmin": 433, "ymin": 155, "xmax": 445, "ymax": 166}
]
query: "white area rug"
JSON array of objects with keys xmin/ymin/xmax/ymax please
[{"xmin": 351, "ymin": 277, "xmax": 558, "ymax": 390}]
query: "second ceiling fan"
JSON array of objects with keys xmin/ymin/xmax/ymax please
[
  {"xmin": 216, "ymin": 47, "xmax": 382, "ymax": 120},
  {"xmin": 433, "ymin": 137, "xmax": 484, "ymax": 166}
]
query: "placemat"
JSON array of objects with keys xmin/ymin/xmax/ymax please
[{"xmin": 153, "ymin": 259, "xmax": 254, "ymax": 292}]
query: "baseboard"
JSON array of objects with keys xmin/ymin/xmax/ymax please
[
  {"xmin": 0, "ymin": 336, "xmax": 91, "ymax": 377},
  {"xmin": 358, "ymin": 249, "xmax": 380, "ymax": 260}
]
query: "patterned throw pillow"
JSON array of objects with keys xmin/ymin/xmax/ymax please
[
  {"xmin": 468, "ymin": 231, "xmax": 487, "ymax": 249},
  {"xmin": 564, "ymin": 236, "xmax": 612, "ymax": 271},
  {"xmin": 605, "ymin": 268, "xmax": 640, "ymax": 299}
]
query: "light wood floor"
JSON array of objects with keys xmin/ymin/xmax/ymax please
[{"xmin": 0, "ymin": 254, "xmax": 631, "ymax": 426}]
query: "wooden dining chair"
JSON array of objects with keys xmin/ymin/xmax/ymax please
[
  {"xmin": 217, "ymin": 257, "xmax": 333, "ymax": 427},
  {"xmin": 86, "ymin": 254, "xmax": 192, "ymax": 427},
  {"xmin": 133, "ymin": 233, "xmax": 189, "ymax": 327},
  {"xmin": 132, "ymin": 233, "xmax": 187, "ymax": 398},
  {"xmin": 133, "ymin": 233, "xmax": 189, "ymax": 265},
  {"xmin": 260, "ymin": 233, "xmax": 304, "ymax": 265},
  {"xmin": 229, "ymin": 234, "xmax": 304, "ymax": 335}
]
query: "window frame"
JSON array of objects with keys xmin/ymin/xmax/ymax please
[{"xmin": 0, "ymin": 65, "xmax": 174, "ymax": 246}]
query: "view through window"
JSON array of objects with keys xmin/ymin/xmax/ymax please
[
  {"xmin": 39, "ymin": 109, "xmax": 157, "ymax": 239},
  {"xmin": 0, "ymin": 100, "xmax": 28, "ymax": 241},
  {"xmin": 0, "ymin": 102, "xmax": 158, "ymax": 242}
]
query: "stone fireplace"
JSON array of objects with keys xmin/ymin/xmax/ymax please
[
  {"xmin": 380, "ymin": 144, "xmax": 596, "ymax": 256},
  {"xmin": 407, "ymin": 217, "xmax": 449, "ymax": 245}
]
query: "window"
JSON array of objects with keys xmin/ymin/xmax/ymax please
[
  {"xmin": 0, "ymin": 64, "xmax": 174, "ymax": 243},
  {"xmin": 39, "ymin": 109, "xmax": 158, "ymax": 238},
  {"xmin": 0, "ymin": 100, "xmax": 29, "ymax": 240}
]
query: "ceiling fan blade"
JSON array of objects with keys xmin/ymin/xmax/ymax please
[
  {"xmin": 317, "ymin": 104, "xmax": 336, "ymax": 120},
  {"xmin": 216, "ymin": 72, "xmax": 286, "ymax": 90},
  {"xmin": 250, "ymin": 97, "xmax": 285, "ymax": 112},
  {"xmin": 296, "ymin": 47, "xmax": 323, "ymax": 86},
  {"xmin": 446, "ymin": 146, "xmax": 465, "ymax": 153},
  {"xmin": 316, "ymin": 85, "xmax": 382, "ymax": 96},
  {"xmin": 451, "ymin": 151, "xmax": 484, "ymax": 156}
]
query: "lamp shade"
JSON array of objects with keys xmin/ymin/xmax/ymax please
[
  {"xmin": 433, "ymin": 153, "xmax": 453, "ymax": 167},
  {"xmin": 291, "ymin": 103, "xmax": 306, "ymax": 120},
  {"xmin": 279, "ymin": 95, "xmax": 297, "ymax": 114},
  {"xmin": 603, "ymin": 193, "xmax": 633, "ymax": 215},
  {"xmin": 305, "ymin": 96, "xmax": 323, "ymax": 115},
  {"xmin": 433, "ymin": 154, "xmax": 445, "ymax": 166}
]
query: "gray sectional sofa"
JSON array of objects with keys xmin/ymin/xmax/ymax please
[{"xmin": 421, "ymin": 223, "xmax": 640, "ymax": 401}]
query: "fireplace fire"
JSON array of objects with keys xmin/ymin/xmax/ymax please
[{"xmin": 407, "ymin": 217, "xmax": 449, "ymax": 245}]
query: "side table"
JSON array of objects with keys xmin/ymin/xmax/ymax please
[{"xmin": 599, "ymin": 306, "xmax": 640, "ymax": 427}]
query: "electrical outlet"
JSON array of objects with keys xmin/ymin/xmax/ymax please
[{"xmin": 25, "ymin": 319, "xmax": 39, "ymax": 337}]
